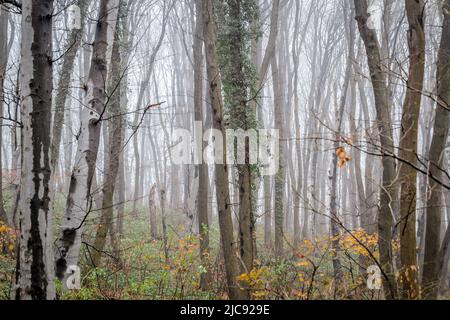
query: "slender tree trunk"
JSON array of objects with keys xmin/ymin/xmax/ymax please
[
  {"xmin": 115, "ymin": 5, "xmax": 128, "ymax": 233},
  {"xmin": 251, "ymin": 0, "xmax": 280, "ymax": 250},
  {"xmin": 91, "ymin": 6, "xmax": 124, "ymax": 267},
  {"xmin": 15, "ymin": 0, "xmax": 55, "ymax": 300},
  {"xmin": 422, "ymin": 0, "xmax": 450, "ymax": 299},
  {"xmin": 148, "ymin": 111, "xmax": 169, "ymax": 263},
  {"xmin": 397, "ymin": 0, "xmax": 426, "ymax": 299},
  {"xmin": 0, "ymin": 5, "xmax": 9, "ymax": 225},
  {"xmin": 329, "ymin": 7, "xmax": 354, "ymax": 295},
  {"xmin": 202, "ymin": 0, "xmax": 248, "ymax": 300},
  {"xmin": 9, "ymin": 62, "xmax": 21, "ymax": 229},
  {"xmin": 50, "ymin": 0, "xmax": 88, "ymax": 173},
  {"xmin": 355, "ymin": 0, "xmax": 399, "ymax": 299},
  {"xmin": 55, "ymin": 0, "xmax": 119, "ymax": 288},
  {"xmin": 193, "ymin": 0, "xmax": 211, "ymax": 290},
  {"xmin": 271, "ymin": 54, "xmax": 285, "ymax": 258},
  {"xmin": 263, "ymin": 175, "xmax": 272, "ymax": 247},
  {"xmin": 148, "ymin": 184, "xmax": 158, "ymax": 238},
  {"xmin": 132, "ymin": 128, "xmax": 141, "ymax": 213}
]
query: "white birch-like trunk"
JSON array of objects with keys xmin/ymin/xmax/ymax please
[
  {"xmin": 15, "ymin": 0, "xmax": 55, "ymax": 300},
  {"xmin": 55, "ymin": 0, "xmax": 119, "ymax": 289}
]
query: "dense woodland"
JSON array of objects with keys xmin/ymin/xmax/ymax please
[{"xmin": 0, "ymin": 0, "xmax": 450, "ymax": 300}]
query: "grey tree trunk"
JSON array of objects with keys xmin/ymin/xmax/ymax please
[
  {"xmin": 397, "ymin": 0, "xmax": 426, "ymax": 299},
  {"xmin": 148, "ymin": 184, "xmax": 158, "ymax": 239},
  {"xmin": 193, "ymin": 0, "xmax": 211, "ymax": 290},
  {"xmin": 328, "ymin": 6, "xmax": 354, "ymax": 295},
  {"xmin": 221, "ymin": 0, "xmax": 256, "ymax": 275},
  {"xmin": 0, "ymin": 5, "xmax": 9, "ymax": 225},
  {"xmin": 271, "ymin": 53, "xmax": 285, "ymax": 258},
  {"xmin": 91, "ymin": 4, "xmax": 124, "ymax": 267},
  {"xmin": 202, "ymin": 0, "xmax": 248, "ymax": 300},
  {"xmin": 116, "ymin": 3, "xmax": 129, "ymax": 237},
  {"xmin": 422, "ymin": 0, "xmax": 450, "ymax": 299},
  {"xmin": 355, "ymin": 0, "xmax": 400, "ymax": 300},
  {"xmin": 50, "ymin": 0, "xmax": 88, "ymax": 173},
  {"xmin": 55, "ymin": 0, "xmax": 119, "ymax": 288}
]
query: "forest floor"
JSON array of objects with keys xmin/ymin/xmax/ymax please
[{"xmin": 0, "ymin": 191, "xmax": 405, "ymax": 300}]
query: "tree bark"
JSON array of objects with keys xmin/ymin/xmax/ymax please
[
  {"xmin": 148, "ymin": 184, "xmax": 158, "ymax": 239},
  {"xmin": 50, "ymin": 0, "xmax": 88, "ymax": 172},
  {"xmin": 202, "ymin": 0, "xmax": 248, "ymax": 300},
  {"xmin": 422, "ymin": 0, "xmax": 450, "ymax": 299},
  {"xmin": 354, "ymin": 0, "xmax": 399, "ymax": 299},
  {"xmin": 55, "ymin": 0, "xmax": 119, "ymax": 288},
  {"xmin": 398, "ymin": 0, "xmax": 426, "ymax": 299},
  {"xmin": 193, "ymin": 0, "xmax": 211, "ymax": 290},
  {"xmin": 0, "ymin": 5, "xmax": 9, "ymax": 225},
  {"xmin": 328, "ymin": 6, "xmax": 355, "ymax": 295},
  {"xmin": 271, "ymin": 54, "xmax": 285, "ymax": 258},
  {"xmin": 90, "ymin": 4, "xmax": 124, "ymax": 267},
  {"xmin": 15, "ymin": 0, "xmax": 55, "ymax": 300}
]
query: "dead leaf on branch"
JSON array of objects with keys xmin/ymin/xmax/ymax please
[{"xmin": 336, "ymin": 147, "xmax": 352, "ymax": 168}]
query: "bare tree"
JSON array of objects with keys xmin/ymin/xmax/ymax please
[
  {"xmin": 355, "ymin": 0, "xmax": 399, "ymax": 299},
  {"xmin": 202, "ymin": 0, "xmax": 248, "ymax": 300},
  {"xmin": 14, "ymin": 0, "xmax": 55, "ymax": 300},
  {"xmin": 328, "ymin": 2, "xmax": 355, "ymax": 295},
  {"xmin": 398, "ymin": 0, "xmax": 426, "ymax": 300},
  {"xmin": 422, "ymin": 0, "xmax": 450, "ymax": 300},
  {"xmin": 55, "ymin": 0, "xmax": 119, "ymax": 288},
  {"xmin": 0, "ymin": 4, "xmax": 9, "ymax": 225},
  {"xmin": 50, "ymin": 0, "xmax": 88, "ymax": 173},
  {"xmin": 90, "ymin": 0, "xmax": 126, "ymax": 268},
  {"xmin": 193, "ymin": 0, "xmax": 210, "ymax": 290}
]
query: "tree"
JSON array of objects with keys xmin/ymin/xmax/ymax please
[
  {"xmin": 0, "ymin": 4, "xmax": 9, "ymax": 225},
  {"xmin": 422, "ymin": 0, "xmax": 450, "ymax": 299},
  {"xmin": 354, "ymin": 0, "xmax": 399, "ymax": 299},
  {"xmin": 90, "ymin": 0, "xmax": 126, "ymax": 268},
  {"xmin": 55, "ymin": 0, "xmax": 119, "ymax": 288},
  {"xmin": 398, "ymin": 0, "xmax": 426, "ymax": 299},
  {"xmin": 271, "ymin": 53, "xmax": 285, "ymax": 258},
  {"xmin": 148, "ymin": 184, "xmax": 158, "ymax": 238},
  {"xmin": 131, "ymin": 1, "xmax": 169, "ymax": 214},
  {"xmin": 217, "ymin": 0, "xmax": 259, "ymax": 275},
  {"xmin": 328, "ymin": 2, "xmax": 355, "ymax": 295},
  {"xmin": 14, "ymin": 0, "xmax": 55, "ymax": 300},
  {"xmin": 193, "ymin": 0, "xmax": 211, "ymax": 289},
  {"xmin": 202, "ymin": 0, "xmax": 248, "ymax": 300},
  {"xmin": 50, "ymin": 0, "xmax": 88, "ymax": 174},
  {"xmin": 252, "ymin": 0, "xmax": 280, "ymax": 249}
]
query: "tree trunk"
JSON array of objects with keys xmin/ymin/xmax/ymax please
[
  {"xmin": 193, "ymin": 0, "xmax": 211, "ymax": 290},
  {"xmin": 271, "ymin": 54, "xmax": 285, "ymax": 258},
  {"xmin": 221, "ymin": 0, "xmax": 256, "ymax": 275},
  {"xmin": 355, "ymin": 0, "xmax": 400, "ymax": 299},
  {"xmin": 202, "ymin": 0, "xmax": 248, "ymax": 300},
  {"xmin": 328, "ymin": 7, "xmax": 354, "ymax": 295},
  {"xmin": 90, "ymin": 6, "xmax": 124, "ymax": 267},
  {"xmin": 251, "ymin": 0, "xmax": 280, "ymax": 250},
  {"xmin": 397, "ymin": 0, "xmax": 426, "ymax": 299},
  {"xmin": 148, "ymin": 184, "xmax": 158, "ymax": 239},
  {"xmin": 263, "ymin": 175, "xmax": 272, "ymax": 247},
  {"xmin": 15, "ymin": 0, "xmax": 55, "ymax": 300},
  {"xmin": 422, "ymin": 0, "xmax": 450, "ymax": 299},
  {"xmin": 0, "ymin": 5, "xmax": 9, "ymax": 225},
  {"xmin": 55, "ymin": 0, "xmax": 119, "ymax": 288},
  {"xmin": 50, "ymin": 0, "xmax": 88, "ymax": 173}
]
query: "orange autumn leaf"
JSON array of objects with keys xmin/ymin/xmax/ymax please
[{"xmin": 336, "ymin": 147, "xmax": 352, "ymax": 168}]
